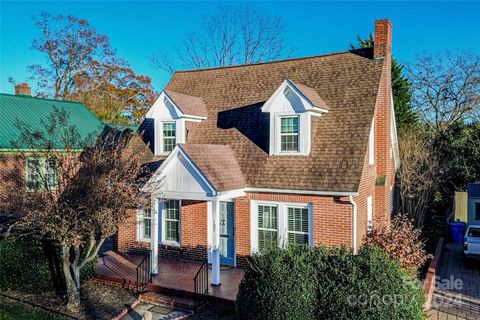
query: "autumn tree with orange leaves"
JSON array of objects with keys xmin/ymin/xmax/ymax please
[{"xmin": 28, "ymin": 13, "xmax": 155, "ymax": 124}]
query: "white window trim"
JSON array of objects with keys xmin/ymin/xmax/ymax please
[
  {"xmin": 367, "ymin": 196, "xmax": 373, "ymax": 234},
  {"xmin": 369, "ymin": 119, "xmax": 375, "ymax": 165},
  {"xmin": 161, "ymin": 121, "xmax": 176, "ymax": 153},
  {"xmin": 136, "ymin": 209, "xmax": 152, "ymax": 243},
  {"xmin": 160, "ymin": 199, "xmax": 182, "ymax": 247},
  {"xmin": 270, "ymin": 112, "xmax": 311, "ymax": 156},
  {"xmin": 278, "ymin": 115, "xmax": 300, "ymax": 154},
  {"xmin": 250, "ymin": 200, "xmax": 313, "ymax": 253}
]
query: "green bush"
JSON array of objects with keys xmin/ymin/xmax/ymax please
[
  {"xmin": 0, "ymin": 237, "xmax": 53, "ymax": 293},
  {"xmin": 236, "ymin": 245, "xmax": 318, "ymax": 320},
  {"xmin": 236, "ymin": 245, "xmax": 425, "ymax": 320},
  {"xmin": 0, "ymin": 237, "xmax": 99, "ymax": 294}
]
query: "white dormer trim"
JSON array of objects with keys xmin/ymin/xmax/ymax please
[
  {"xmin": 262, "ymin": 79, "xmax": 328, "ymax": 156},
  {"xmin": 145, "ymin": 91, "xmax": 206, "ymax": 156},
  {"xmin": 261, "ymin": 79, "xmax": 329, "ymax": 115}
]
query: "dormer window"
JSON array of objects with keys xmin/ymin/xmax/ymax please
[
  {"xmin": 280, "ymin": 116, "xmax": 299, "ymax": 152},
  {"xmin": 262, "ymin": 79, "xmax": 329, "ymax": 156},
  {"xmin": 162, "ymin": 122, "xmax": 176, "ymax": 152},
  {"xmin": 144, "ymin": 90, "xmax": 207, "ymax": 156}
]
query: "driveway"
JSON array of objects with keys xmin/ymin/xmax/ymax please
[{"xmin": 428, "ymin": 242, "xmax": 480, "ymax": 320}]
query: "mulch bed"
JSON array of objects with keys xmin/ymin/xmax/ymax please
[{"xmin": 2, "ymin": 280, "xmax": 137, "ymax": 320}]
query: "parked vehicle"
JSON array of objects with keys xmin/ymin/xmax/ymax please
[{"xmin": 464, "ymin": 224, "xmax": 480, "ymax": 260}]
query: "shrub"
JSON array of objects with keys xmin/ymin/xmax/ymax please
[
  {"xmin": 366, "ymin": 213, "xmax": 432, "ymax": 275},
  {"xmin": 315, "ymin": 246, "xmax": 425, "ymax": 320},
  {"xmin": 236, "ymin": 245, "xmax": 425, "ymax": 320},
  {"xmin": 236, "ymin": 245, "xmax": 318, "ymax": 320},
  {"xmin": 0, "ymin": 237, "xmax": 99, "ymax": 294},
  {"xmin": 0, "ymin": 237, "xmax": 53, "ymax": 293}
]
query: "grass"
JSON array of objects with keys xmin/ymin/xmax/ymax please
[{"xmin": 0, "ymin": 296, "xmax": 69, "ymax": 320}]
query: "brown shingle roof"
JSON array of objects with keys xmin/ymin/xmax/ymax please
[
  {"xmin": 180, "ymin": 144, "xmax": 247, "ymax": 191},
  {"xmin": 165, "ymin": 49, "xmax": 383, "ymax": 193},
  {"xmin": 290, "ymin": 80, "xmax": 331, "ymax": 110},
  {"xmin": 165, "ymin": 90, "xmax": 208, "ymax": 118}
]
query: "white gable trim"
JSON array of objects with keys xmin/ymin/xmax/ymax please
[
  {"xmin": 261, "ymin": 79, "xmax": 329, "ymax": 114},
  {"xmin": 390, "ymin": 92, "xmax": 400, "ymax": 170},
  {"xmin": 146, "ymin": 91, "xmax": 207, "ymax": 121},
  {"xmin": 141, "ymin": 145, "xmax": 217, "ymax": 198}
]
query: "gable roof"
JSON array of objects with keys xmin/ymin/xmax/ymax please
[
  {"xmin": 290, "ymin": 80, "xmax": 331, "ymax": 111},
  {"xmin": 165, "ymin": 90, "xmax": 208, "ymax": 118},
  {"xmin": 0, "ymin": 93, "xmax": 104, "ymax": 150},
  {"xmin": 180, "ymin": 144, "xmax": 247, "ymax": 191},
  {"xmin": 157, "ymin": 49, "xmax": 384, "ymax": 193}
]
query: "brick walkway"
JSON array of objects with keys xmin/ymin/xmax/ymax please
[{"xmin": 428, "ymin": 243, "xmax": 480, "ymax": 320}]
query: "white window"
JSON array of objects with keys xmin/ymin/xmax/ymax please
[
  {"xmin": 280, "ymin": 116, "xmax": 299, "ymax": 152},
  {"xmin": 137, "ymin": 208, "xmax": 152, "ymax": 241},
  {"xmin": 162, "ymin": 122, "xmax": 176, "ymax": 153},
  {"xmin": 287, "ymin": 207, "xmax": 309, "ymax": 246},
  {"xmin": 367, "ymin": 196, "xmax": 373, "ymax": 234},
  {"xmin": 162, "ymin": 199, "xmax": 180, "ymax": 245},
  {"xmin": 26, "ymin": 157, "xmax": 58, "ymax": 191},
  {"xmin": 251, "ymin": 201, "xmax": 312, "ymax": 252},
  {"xmin": 257, "ymin": 205, "xmax": 278, "ymax": 251},
  {"xmin": 369, "ymin": 119, "xmax": 375, "ymax": 165}
]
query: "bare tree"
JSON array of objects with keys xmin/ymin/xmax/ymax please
[
  {"xmin": 28, "ymin": 13, "xmax": 115, "ymax": 99},
  {"xmin": 408, "ymin": 51, "xmax": 480, "ymax": 133},
  {"xmin": 10, "ymin": 108, "xmax": 146, "ymax": 311},
  {"xmin": 398, "ymin": 130, "xmax": 439, "ymax": 227},
  {"xmin": 152, "ymin": 6, "xmax": 292, "ymax": 73}
]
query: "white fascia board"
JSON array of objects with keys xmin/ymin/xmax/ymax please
[
  {"xmin": 182, "ymin": 114, "xmax": 207, "ymax": 121},
  {"xmin": 164, "ymin": 91, "xmax": 207, "ymax": 121},
  {"xmin": 140, "ymin": 145, "xmax": 218, "ymax": 196},
  {"xmin": 390, "ymin": 92, "xmax": 400, "ymax": 170},
  {"xmin": 176, "ymin": 145, "xmax": 218, "ymax": 195},
  {"xmin": 244, "ymin": 187, "xmax": 358, "ymax": 197},
  {"xmin": 145, "ymin": 91, "xmax": 184, "ymax": 119},
  {"xmin": 261, "ymin": 79, "xmax": 328, "ymax": 115}
]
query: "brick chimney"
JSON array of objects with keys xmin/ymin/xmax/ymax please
[
  {"xmin": 373, "ymin": 19, "xmax": 392, "ymax": 60},
  {"xmin": 15, "ymin": 83, "xmax": 31, "ymax": 96}
]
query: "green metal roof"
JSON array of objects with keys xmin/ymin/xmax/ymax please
[{"xmin": 0, "ymin": 93, "xmax": 104, "ymax": 150}]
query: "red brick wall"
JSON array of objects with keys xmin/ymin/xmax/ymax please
[
  {"xmin": 117, "ymin": 200, "xmax": 208, "ymax": 261},
  {"xmin": 116, "ymin": 192, "xmax": 355, "ymax": 268},
  {"xmin": 0, "ymin": 154, "xmax": 25, "ymax": 213}
]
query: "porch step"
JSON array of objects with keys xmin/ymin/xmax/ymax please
[
  {"xmin": 140, "ymin": 291, "xmax": 196, "ymax": 310},
  {"xmin": 104, "ymin": 250, "xmax": 137, "ymax": 269}
]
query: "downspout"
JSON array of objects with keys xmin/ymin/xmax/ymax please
[{"xmin": 348, "ymin": 196, "xmax": 358, "ymax": 255}]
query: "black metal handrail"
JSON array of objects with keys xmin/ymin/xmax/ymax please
[
  {"xmin": 136, "ymin": 252, "xmax": 152, "ymax": 294},
  {"xmin": 193, "ymin": 259, "xmax": 209, "ymax": 311}
]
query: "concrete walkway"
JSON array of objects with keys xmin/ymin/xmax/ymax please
[{"xmin": 428, "ymin": 243, "xmax": 480, "ymax": 320}]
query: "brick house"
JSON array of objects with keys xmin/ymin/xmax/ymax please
[
  {"xmin": 0, "ymin": 85, "xmax": 107, "ymax": 213},
  {"xmin": 116, "ymin": 19, "xmax": 399, "ymax": 286}
]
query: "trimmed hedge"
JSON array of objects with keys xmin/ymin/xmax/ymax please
[
  {"xmin": 0, "ymin": 237, "xmax": 53, "ymax": 293},
  {"xmin": 0, "ymin": 237, "xmax": 98, "ymax": 293},
  {"xmin": 236, "ymin": 245, "xmax": 425, "ymax": 320}
]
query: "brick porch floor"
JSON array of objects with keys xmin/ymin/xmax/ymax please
[{"xmin": 95, "ymin": 251, "xmax": 244, "ymax": 302}]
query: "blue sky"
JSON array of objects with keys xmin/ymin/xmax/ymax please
[{"xmin": 1, "ymin": 1, "xmax": 479, "ymax": 94}]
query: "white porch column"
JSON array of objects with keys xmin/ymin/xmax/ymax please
[
  {"xmin": 210, "ymin": 198, "xmax": 221, "ymax": 285},
  {"xmin": 151, "ymin": 197, "xmax": 159, "ymax": 274}
]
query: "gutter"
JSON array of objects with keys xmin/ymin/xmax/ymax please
[{"xmin": 348, "ymin": 195, "xmax": 358, "ymax": 255}]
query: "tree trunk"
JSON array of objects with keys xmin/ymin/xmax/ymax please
[{"xmin": 62, "ymin": 246, "xmax": 80, "ymax": 313}]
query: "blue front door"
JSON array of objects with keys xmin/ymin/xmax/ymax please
[{"xmin": 219, "ymin": 201, "xmax": 235, "ymax": 266}]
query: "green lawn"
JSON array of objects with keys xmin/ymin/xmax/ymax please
[{"xmin": 0, "ymin": 296, "xmax": 69, "ymax": 320}]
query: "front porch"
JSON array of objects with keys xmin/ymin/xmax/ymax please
[{"xmin": 95, "ymin": 251, "xmax": 244, "ymax": 302}]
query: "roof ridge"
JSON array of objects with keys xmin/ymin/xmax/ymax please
[
  {"xmin": 173, "ymin": 49, "xmax": 366, "ymax": 74},
  {"xmin": 0, "ymin": 93, "xmax": 84, "ymax": 105}
]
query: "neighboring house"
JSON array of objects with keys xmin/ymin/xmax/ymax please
[
  {"xmin": 116, "ymin": 19, "xmax": 400, "ymax": 286},
  {"xmin": 0, "ymin": 84, "xmax": 146, "ymax": 214},
  {"xmin": 453, "ymin": 184, "xmax": 480, "ymax": 225}
]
